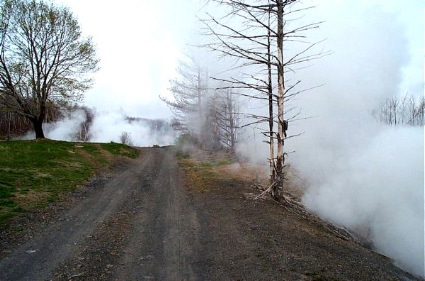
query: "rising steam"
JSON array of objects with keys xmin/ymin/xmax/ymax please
[
  {"xmin": 287, "ymin": 0, "xmax": 424, "ymax": 277},
  {"xmin": 42, "ymin": 109, "xmax": 175, "ymax": 147}
]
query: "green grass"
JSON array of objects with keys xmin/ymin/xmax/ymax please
[{"xmin": 0, "ymin": 139, "xmax": 139, "ymax": 226}]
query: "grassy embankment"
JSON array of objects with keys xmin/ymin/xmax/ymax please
[{"xmin": 0, "ymin": 140, "xmax": 139, "ymax": 226}]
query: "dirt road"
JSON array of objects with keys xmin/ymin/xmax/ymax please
[
  {"xmin": 0, "ymin": 148, "xmax": 200, "ymax": 280},
  {"xmin": 0, "ymin": 147, "xmax": 421, "ymax": 280}
]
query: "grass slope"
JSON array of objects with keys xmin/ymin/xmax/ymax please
[{"xmin": 0, "ymin": 140, "xmax": 139, "ymax": 226}]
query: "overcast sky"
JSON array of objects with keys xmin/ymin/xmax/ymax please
[{"xmin": 53, "ymin": 0, "xmax": 424, "ymax": 120}]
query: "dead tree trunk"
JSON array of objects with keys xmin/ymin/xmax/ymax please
[
  {"xmin": 226, "ymin": 90, "xmax": 238, "ymax": 151},
  {"xmin": 202, "ymin": 0, "xmax": 325, "ymax": 200},
  {"xmin": 267, "ymin": 1, "xmax": 276, "ymax": 184},
  {"xmin": 197, "ymin": 67, "xmax": 204, "ymax": 148},
  {"xmin": 272, "ymin": 0, "xmax": 285, "ymax": 200}
]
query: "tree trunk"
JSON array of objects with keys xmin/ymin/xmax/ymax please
[
  {"xmin": 197, "ymin": 67, "xmax": 203, "ymax": 148},
  {"xmin": 31, "ymin": 118, "xmax": 45, "ymax": 139},
  {"xmin": 7, "ymin": 112, "xmax": 12, "ymax": 141},
  {"xmin": 267, "ymin": 2, "xmax": 275, "ymax": 184},
  {"xmin": 273, "ymin": 0, "xmax": 285, "ymax": 201}
]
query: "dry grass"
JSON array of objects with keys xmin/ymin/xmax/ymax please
[
  {"xmin": 179, "ymin": 159, "xmax": 214, "ymax": 192},
  {"xmin": 179, "ymin": 151, "xmax": 306, "ymax": 202},
  {"xmin": 215, "ymin": 162, "xmax": 268, "ymax": 182},
  {"xmin": 13, "ymin": 190, "xmax": 51, "ymax": 210}
]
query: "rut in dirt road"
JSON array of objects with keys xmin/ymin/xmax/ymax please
[{"xmin": 0, "ymin": 148, "xmax": 200, "ymax": 281}]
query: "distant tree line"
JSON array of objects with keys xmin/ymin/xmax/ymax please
[
  {"xmin": 0, "ymin": 102, "xmax": 62, "ymax": 139},
  {"xmin": 0, "ymin": 104, "xmax": 92, "ymax": 140},
  {"xmin": 373, "ymin": 94, "xmax": 424, "ymax": 126}
]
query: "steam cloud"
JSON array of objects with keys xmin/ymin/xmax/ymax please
[
  {"xmin": 43, "ymin": 109, "xmax": 175, "ymax": 147},
  {"xmin": 287, "ymin": 1, "xmax": 424, "ymax": 277},
  {"xmin": 297, "ymin": 126, "xmax": 424, "ymax": 276}
]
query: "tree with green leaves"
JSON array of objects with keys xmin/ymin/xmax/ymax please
[{"xmin": 0, "ymin": 0, "xmax": 99, "ymax": 138}]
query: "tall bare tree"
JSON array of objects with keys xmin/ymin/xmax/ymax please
[
  {"xmin": 161, "ymin": 57, "xmax": 209, "ymax": 145},
  {"xmin": 162, "ymin": 54, "xmax": 243, "ymax": 151},
  {"xmin": 0, "ymin": 0, "xmax": 99, "ymax": 138},
  {"xmin": 209, "ymin": 89, "xmax": 240, "ymax": 151},
  {"xmin": 202, "ymin": 0, "xmax": 324, "ymax": 200}
]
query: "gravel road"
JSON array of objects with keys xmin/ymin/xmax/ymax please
[{"xmin": 0, "ymin": 148, "xmax": 199, "ymax": 280}]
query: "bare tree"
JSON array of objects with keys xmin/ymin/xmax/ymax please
[
  {"xmin": 161, "ymin": 57, "xmax": 208, "ymax": 144},
  {"xmin": 0, "ymin": 0, "xmax": 99, "ymax": 138},
  {"xmin": 119, "ymin": 131, "xmax": 133, "ymax": 146},
  {"xmin": 373, "ymin": 94, "xmax": 425, "ymax": 126},
  {"xmin": 202, "ymin": 0, "xmax": 324, "ymax": 200},
  {"xmin": 71, "ymin": 105, "xmax": 94, "ymax": 142},
  {"xmin": 161, "ymin": 53, "xmax": 245, "ymax": 152},
  {"xmin": 209, "ymin": 89, "xmax": 240, "ymax": 151}
]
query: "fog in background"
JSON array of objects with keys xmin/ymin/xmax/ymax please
[{"xmin": 31, "ymin": 109, "xmax": 174, "ymax": 147}]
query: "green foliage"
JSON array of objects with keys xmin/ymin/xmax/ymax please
[{"xmin": 0, "ymin": 140, "xmax": 139, "ymax": 226}]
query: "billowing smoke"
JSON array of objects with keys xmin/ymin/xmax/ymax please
[
  {"xmin": 87, "ymin": 110, "xmax": 175, "ymax": 146},
  {"xmin": 297, "ymin": 126, "xmax": 424, "ymax": 276},
  {"xmin": 44, "ymin": 109, "xmax": 88, "ymax": 141},
  {"xmin": 42, "ymin": 108, "xmax": 175, "ymax": 147},
  {"xmin": 286, "ymin": 0, "xmax": 424, "ymax": 277}
]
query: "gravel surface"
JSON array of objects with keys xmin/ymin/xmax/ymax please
[{"xmin": 0, "ymin": 147, "xmax": 421, "ymax": 280}]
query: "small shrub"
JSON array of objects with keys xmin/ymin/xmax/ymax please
[{"xmin": 119, "ymin": 131, "xmax": 133, "ymax": 146}]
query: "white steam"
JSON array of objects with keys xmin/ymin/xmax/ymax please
[
  {"xmin": 300, "ymin": 126, "xmax": 424, "ymax": 276},
  {"xmin": 44, "ymin": 110, "xmax": 87, "ymax": 141},
  {"xmin": 43, "ymin": 109, "xmax": 175, "ymax": 147},
  {"xmin": 88, "ymin": 110, "xmax": 174, "ymax": 146},
  {"xmin": 286, "ymin": 0, "xmax": 424, "ymax": 277}
]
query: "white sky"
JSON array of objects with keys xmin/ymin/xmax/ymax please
[
  {"xmin": 53, "ymin": 0, "xmax": 424, "ymax": 120},
  {"xmin": 54, "ymin": 0, "xmax": 203, "ymax": 119}
]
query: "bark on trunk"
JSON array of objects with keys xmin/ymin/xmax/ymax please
[
  {"xmin": 227, "ymin": 90, "xmax": 236, "ymax": 151},
  {"xmin": 197, "ymin": 67, "xmax": 203, "ymax": 148},
  {"xmin": 31, "ymin": 118, "xmax": 45, "ymax": 139},
  {"xmin": 267, "ymin": 2, "xmax": 275, "ymax": 183},
  {"xmin": 273, "ymin": 0, "xmax": 285, "ymax": 201}
]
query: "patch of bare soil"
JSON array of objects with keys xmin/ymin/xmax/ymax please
[{"xmin": 0, "ymin": 147, "xmax": 422, "ymax": 281}]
